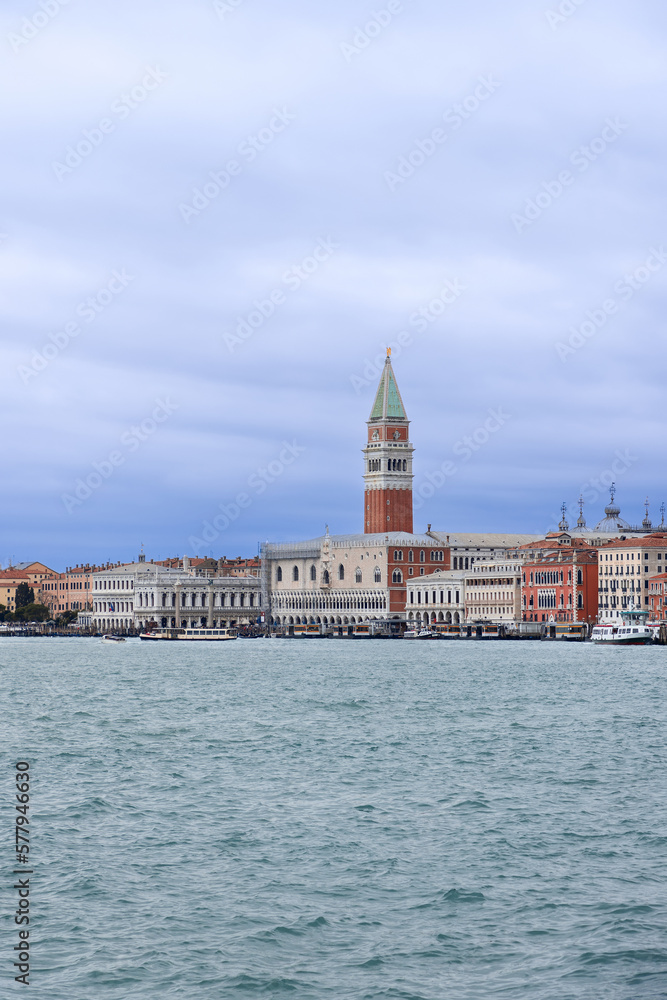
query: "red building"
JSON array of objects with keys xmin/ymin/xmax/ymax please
[
  {"xmin": 648, "ymin": 573, "xmax": 667, "ymax": 620},
  {"xmin": 518, "ymin": 533, "xmax": 598, "ymax": 624},
  {"xmin": 363, "ymin": 349, "xmax": 414, "ymax": 534}
]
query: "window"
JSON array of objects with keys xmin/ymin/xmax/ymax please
[
  {"xmin": 355, "ymin": 568, "xmax": 362, "ymax": 583},
  {"xmin": 374, "ymin": 567, "xmax": 381, "ymax": 583},
  {"xmin": 338, "ymin": 564, "xmax": 345, "ymax": 581},
  {"xmin": 420, "ymin": 551, "xmax": 425, "ymax": 563},
  {"xmin": 392, "ymin": 569, "xmax": 403, "ymax": 584},
  {"xmin": 323, "ymin": 570, "xmax": 330, "ymax": 585},
  {"xmin": 394, "ymin": 550, "xmax": 403, "ymax": 561},
  {"xmin": 310, "ymin": 565, "xmax": 316, "ymax": 581},
  {"xmin": 408, "ymin": 550, "xmax": 414, "ymax": 563},
  {"xmin": 276, "ymin": 567, "xmax": 283, "ymax": 582},
  {"xmin": 577, "ymin": 569, "xmax": 583, "ymax": 585},
  {"xmin": 293, "ymin": 566, "xmax": 299, "ymax": 582}
]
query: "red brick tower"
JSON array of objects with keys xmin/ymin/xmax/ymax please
[{"xmin": 363, "ymin": 350, "xmax": 414, "ymax": 533}]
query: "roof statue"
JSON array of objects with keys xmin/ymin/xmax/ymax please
[
  {"xmin": 642, "ymin": 497, "xmax": 652, "ymax": 531},
  {"xmin": 576, "ymin": 495, "xmax": 588, "ymax": 531}
]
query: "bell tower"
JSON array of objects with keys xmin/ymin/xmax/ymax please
[{"xmin": 363, "ymin": 350, "xmax": 414, "ymax": 533}]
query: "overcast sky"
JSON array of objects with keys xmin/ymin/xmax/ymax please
[{"xmin": 2, "ymin": 0, "xmax": 666, "ymax": 570}]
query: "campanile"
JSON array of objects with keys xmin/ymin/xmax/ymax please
[{"xmin": 363, "ymin": 350, "xmax": 414, "ymax": 533}]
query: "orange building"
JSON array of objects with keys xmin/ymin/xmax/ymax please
[
  {"xmin": 518, "ymin": 533, "xmax": 598, "ymax": 624},
  {"xmin": 41, "ymin": 564, "xmax": 110, "ymax": 615},
  {"xmin": 0, "ymin": 569, "xmax": 32, "ymax": 613}
]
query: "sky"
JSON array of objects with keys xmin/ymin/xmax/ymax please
[{"xmin": 2, "ymin": 0, "xmax": 667, "ymax": 571}]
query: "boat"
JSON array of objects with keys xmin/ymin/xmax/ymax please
[
  {"xmin": 481, "ymin": 624, "xmax": 500, "ymax": 639},
  {"xmin": 544, "ymin": 623, "xmax": 588, "ymax": 642},
  {"xmin": 432, "ymin": 624, "xmax": 462, "ymax": 639},
  {"xmin": 403, "ymin": 628, "xmax": 419, "ymax": 639},
  {"xmin": 590, "ymin": 606, "xmax": 653, "ymax": 645},
  {"xmin": 101, "ymin": 634, "xmax": 126, "ymax": 643},
  {"xmin": 352, "ymin": 624, "xmax": 372, "ymax": 638},
  {"xmin": 139, "ymin": 627, "xmax": 237, "ymax": 641},
  {"xmin": 416, "ymin": 628, "xmax": 434, "ymax": 639}
]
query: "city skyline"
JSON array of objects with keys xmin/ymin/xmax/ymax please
[{"xmin": 2, "ymin": 1, "xmax": 666, "ymax": 568}]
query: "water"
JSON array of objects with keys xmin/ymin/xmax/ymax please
[{"xmin": 2, "ymin": 637, "xmax": 667, "ymax": 999}]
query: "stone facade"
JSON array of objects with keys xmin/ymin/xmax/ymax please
[{"xmin": 263, "ymin": 531, "xmax": 447, "ymax": 625}]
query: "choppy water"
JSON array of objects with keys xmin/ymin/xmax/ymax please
[{"xmin": 2, "ymin": 637, "xmax": 667, "ymax": 999}]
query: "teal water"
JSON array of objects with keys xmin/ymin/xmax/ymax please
[{"xmin": 2, "ymin": 637, "xmax": 667, "ymax": 999}]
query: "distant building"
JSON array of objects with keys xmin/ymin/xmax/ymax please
[
  {"xmin": 363, "ymin": 350, "xmax": 414, "ymax": 534},
  {"xmin": 429, "ymin": 533, "xmax": 544, "ymax": 570},
  {"xmin": 597, "ymin": 533, "xmax": 667, "ymax": 619},
  {"xmin": 0, "ymin": 569, "xmax": 31, "ymax": 613},
  {"xmin": 91, "ymin": 561, "xmax": 262, "ymax": 632},
  {"xmin": 518, "ymin": 533, "xmax": 598, "ymax": 624},
  {"xmin": 405, "ymin": 570, "xmax": 466, "ymax": 626},
  {"xmin": 40, "ymin": 564, "xmax": 102, "ymax": 616},
  {"xmin": 648, "ymin": 573, "xmax": 667, "ymax": 621},
  {"xmin": 463, "ymin": 561, "xmax": 522, "ymax": 622},
  {"xmin": 263, "ymin": 530, "xmax": 448, "ymax": 626}
]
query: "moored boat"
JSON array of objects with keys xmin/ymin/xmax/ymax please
[
  {"xmin": 590, "ymin": 606, "xmax": 652, "ymax": 645},
  {"xmin": 140, "ymin": 627, "xmax": 237, "ymax": 641}
]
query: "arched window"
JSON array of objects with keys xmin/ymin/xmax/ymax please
[
  {"xmin": 577, "ymin": 569, "xmax": 583, "ymax": 585},
  {"xmin": 408, "ymin": 550, "xmax": 414, "ymax": 563},
  {"xmin": 374, "ymin": 567, "xmax": 381, "ymax": 583},
  {"xmin": 276, "ymin": 566, "xmax": 283, "ymax": 582},
  {"xmin": 403, "ymin": 460, "xmax": 407, "ymax": 471},
  {"xmin": 293, "ymin": 566, "xmax": 299, "ymax": 582},
  {"xmin": 355, "ymin": 568, "xmax": 362, "ymax": 583},
  {"xmin": 310, "ymin": 565, "xmax": 316, "ymax": 581},
  {"xmin": 577, "ymin": 593, "xmax": 583, "ymax": 608},
  {"xmin": 420, "ymin": 550, "xmax": 425, "ymax": 563},
  {"xmin": 465, "ymin": 557, "xmax": 469, "ymax": 569},
  {"xmin": 323, "ymin": 570, "xmax": 330, "ymax": 585},
  {"xmin": 392, "ymin": 569, "xmax": 403, "ymax": 584},
  {"xmin": 338, "ymin": 564, "xmax": 345, "ymax": 581}
]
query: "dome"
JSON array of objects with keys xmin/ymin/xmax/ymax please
[{"xmin": 595, "ymin": 503, "xmax": 630, "ymax": 532}]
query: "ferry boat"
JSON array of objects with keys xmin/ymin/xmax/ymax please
[
  {"xmin": 352, "ymin": 624, "xmax": 372, "ymax": 638},
  {"xmin": 432, "ymin": 624, "xmax": 462, "ymax": 639},
  {"xmin": 140, "ymin": 627, "xmax": 237, "ymax": 641},
  {"xmin": 590, "ymin": 607, "xmax": 653, "ymax": 645},
  {"xmin": 543, "ymin": 623, "xmax": 588, "ymax": 642}
]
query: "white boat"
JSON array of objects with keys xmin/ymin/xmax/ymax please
[
  {"xmin": 140, "ymin": 627, "xmax": 237, "ymax": 642},
  {"xmin": 416, "ymin": 628, "xmax": 434, "ymax": 639},
  {"xmin": 403, "ymin": 628, "xmax": 419, "ymax": 639},
  {"xmin": 590, "ymin": 606, "xmax": 653, "ymax": 645},
  {"xmin": 101, "ymin": 634, "xmax": 126, "ymax": 643}
]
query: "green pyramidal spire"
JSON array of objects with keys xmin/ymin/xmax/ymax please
[{"xmin": 369, "ymin": 350, "xmax": 408, "ymax": 421}]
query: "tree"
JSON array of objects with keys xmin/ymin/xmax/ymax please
[
  {"xmin": 55, "ymin": 610, "xmax": 78, "ymax": 628},
  {"xmin": 15, "ymin": 583, "xmax": 34, "ymax": 610},
  {"xmin": 14, "ymin": 603, "xmax": 50, "ymax": 623}
]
